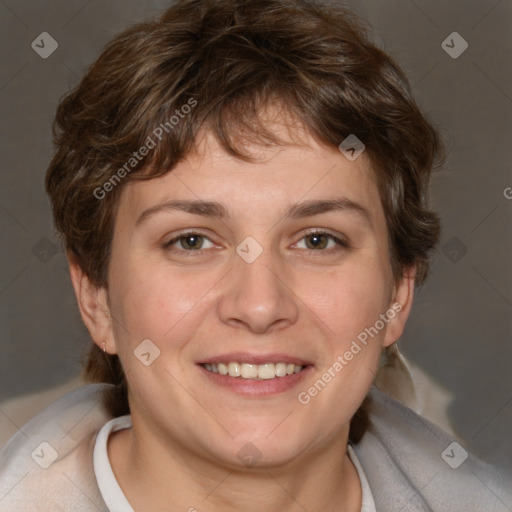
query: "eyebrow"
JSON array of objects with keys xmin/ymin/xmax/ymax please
[
  {"xmin": 285, "ymin": 198, "xmax": 371, "ymax": 226},
  {"xmin": 136, "ymin": 200, "xmax": 228, "ymax": 225},
  {"xmin": 135, "ymin": 198, "xmax": 372, "ymax": 227}
]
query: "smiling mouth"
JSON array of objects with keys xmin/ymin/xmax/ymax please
[{"xmin": 201, "ymin": 362, "xmax": 306, "ymax": 380}]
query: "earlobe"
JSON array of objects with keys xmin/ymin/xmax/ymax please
[
  {"xmin": 67, "ymin": 251, "xmax": 115, "ymax": 354},
  {"xmin": 383, "ymin": 265, "xmax": 416, "ymax": 347}
]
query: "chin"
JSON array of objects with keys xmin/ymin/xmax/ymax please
[{"xmin": 196, "ymin": 421, "xmax": 317, "ymax": 471}]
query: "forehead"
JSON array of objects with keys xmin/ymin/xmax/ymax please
[{"xmin": 116, "ymin": 121, "xmax": 384, "ymax": 233}]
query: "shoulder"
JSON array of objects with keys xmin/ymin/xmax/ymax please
[
  {"xmin": 0, "ymin": 384, "xmax": 113, "ymax": 511},
  {"xmin": 352, "ymin": 386, "xmax": 512, "ymax": 512}
]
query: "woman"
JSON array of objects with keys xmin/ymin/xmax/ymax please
[{"xmin": 0, "ymin": 1, "xmax": 509, "ymax": 510}]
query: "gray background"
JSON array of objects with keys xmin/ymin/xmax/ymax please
[{"xmin": 0, "ymin": 0, "xmax": 510, "ymax": 474}]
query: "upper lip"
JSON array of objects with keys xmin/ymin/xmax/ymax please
[{"xmin": 197, "ymin": 353, "xmax": 313, "ymax": 366}]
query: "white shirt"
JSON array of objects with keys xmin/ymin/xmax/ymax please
[
  {"xmin": 347, "ymin": 443, "xmax": 378, "ymax": 512},
  {"xmin": 93, "ymin": 416, "xmax": 376, "ymax": 512}
]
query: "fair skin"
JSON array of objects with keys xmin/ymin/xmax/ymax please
[{"xmin": 70, "ymin": 122, "xmax": 415, "ymax": 511}]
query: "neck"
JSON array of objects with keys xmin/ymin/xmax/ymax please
[{"xmin": 108, "ymin": 418, "xmax": 362, "ymax": 512}]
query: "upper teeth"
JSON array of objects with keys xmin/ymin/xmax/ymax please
[{"xmin": 203, "ymin": 362, "xmax": 303, "ymax": 379}]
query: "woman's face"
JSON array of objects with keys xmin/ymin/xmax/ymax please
[{"xmin": 82, "ymin": 125, "xmax": 413, "ymax": 469}]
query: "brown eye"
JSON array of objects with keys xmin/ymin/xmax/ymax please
[
  {"xmin": 165, "ymin": 233, "xmax": 215, "ymax": 251},
  {"xmin": 179, "ymin": 234, "xmax": 204, "ymax": 250},
  {"xmin": 305, "ymin": 233, "xmax": 329, "ymax": 249},
  {"xmin": 295, "ymin": 231, "xmax": 349, "ymax": 252}
]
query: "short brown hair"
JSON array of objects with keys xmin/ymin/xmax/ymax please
[{"xmin": 46, "ymin": 0, "xmax": 443, "ymax": 442}]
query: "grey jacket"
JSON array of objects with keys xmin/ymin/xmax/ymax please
[{"xmin": 0, "ymin": 384, "xmax": 510, "ymax": 511}]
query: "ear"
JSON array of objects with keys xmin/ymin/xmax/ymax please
[
  {"xmin": 67, "ymin": 251, "xmax": 116, "ymax": 354},
  {"xmin": 383, "ymin": 265, "xmax": 416, "ymax": 348}
]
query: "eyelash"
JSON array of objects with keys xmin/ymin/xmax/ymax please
[{"xmin": 163, "ymin": 230, "xmax": 349, "ymax": 255}]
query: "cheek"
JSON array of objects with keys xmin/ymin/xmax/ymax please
[
  {"xmin": 108, "ymin": 260, "xmax": 218, "ymax": 349},
  {"xmin": 301, "ymin": 259, "xmax": 391, "ymax": 340},
  {"xmin": 294, "ymin": 266, "xmax": 391, "ymax": 426}
]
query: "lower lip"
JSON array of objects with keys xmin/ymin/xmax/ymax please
[{"xmin": 198, "ymin": 365, "xmax": 313, "ymax": 397}]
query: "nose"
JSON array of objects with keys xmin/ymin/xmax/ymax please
[{"xmin": 217, "ymin": 249, "xmax": 299, "ymax": 334}]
